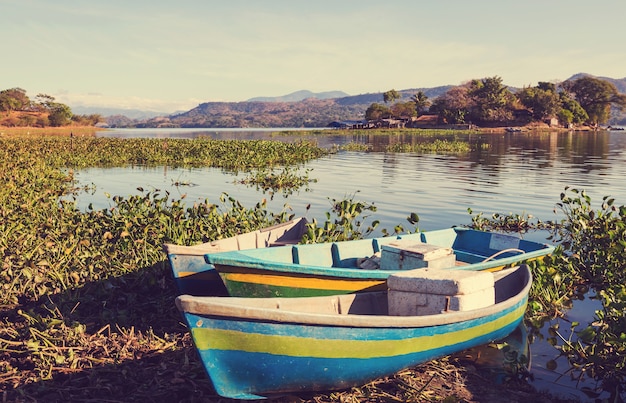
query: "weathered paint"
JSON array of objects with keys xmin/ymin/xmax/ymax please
[
  {"xmin": 177, "ymin": 266, "xmax": 530, "ymax": 399},
  {"xmin": 206, "ymin": 228, "xmax": 554, "ymax": 298},
  {"xmin": 164, "ymin": 218, "xmax": 308, "ymax": 296}
]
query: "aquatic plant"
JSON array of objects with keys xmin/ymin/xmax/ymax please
[
  {"xmin": 235, "ymin": 166, "xmax": 317, "ymax": 198},
  {"xmin": 547, "ymin": 187, "xmax": 626, "ymax": 400},
  {"xmin": 0, "ymin": 136, "xmax": 328, "ymax": 170},
  {"xmin": 384, "ymin": 139, "xmax": 470, "ymax": 153},
  {"xmin": 468, "ymin": 187, "xmax": 626, "ymax": 401},
  {"xmin": 467, "ymin": 209, "xmax": 552, "ymax": 233},
  {"xmin": 301, "ymin": 193, "xmax": 419, "ymax": 243},
  {"xmin": 1, "ymin": 134, "xmax": 622, "ymax": 401}
]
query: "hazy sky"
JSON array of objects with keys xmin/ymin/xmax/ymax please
[{"xmin": 3, "ymin": 0, "xmax": 625, "ymax": 113}]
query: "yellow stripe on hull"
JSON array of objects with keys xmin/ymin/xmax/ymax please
[
  {"xmin": 223, "ymin": 272, "xmax": 385, "ymax": 292},
  {"xmin": 191, "ymin": 303, "xmax": 525, "ymax": 359}
]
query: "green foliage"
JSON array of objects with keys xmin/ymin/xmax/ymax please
[
  {"xmin": 559, "ymin": 93, "xmax": 588, "ymax": 125},
  {"xmin": 301, "ymin": 195, "xmax": 381, "ymax": 243},
  {"xmin": 48, "ymin": 103, "xmax": 73, "ymax": 127},
  {"xmin": 468, "ymin": 187, "xmax": 626, "ymax": 400},
  {"xmin": 72, "ymin": 113, "xmax": 103, "ymax": 126},
  {"xmin": 411, "ymin": 91, "xmax": 431, "ymax": 115},
  {"xmin": 0, "ymin": 87, "xmax": 30, "ymax": 112},
  {"xmin": 4, "ymin": 133, "xmax": 626, "ymax": 400},
  {"xmin": 301, "ymin": 194, "xmax": 419, "ymax": 243},
  {"xmin": 517, "ymin": 83, "xmax": 561, "ymax": 120},
  {"xmin": 0, "ymin": 89, "xmax": 78, "ymax": 128},
  {"xmin": 383, "ymin": 89, "xmax": 401, "ymax": 104},
  {"xmin": 1, "ymin": 136, "xmax": 328, "ymax": 171},
  {"xmin": 566, "ymin": 76, "xmax": 626, "ymax": 126},
  {"xmin": 385, "ymin": 139, "xmax": 470, "ymax": 153},
  {"xmin": 0, "ymin": 136, "xmax": 334, "ymax": 398},
  {"xmin": 364, "ymin": 91, "xmax": 429, "ymax": 122},
  {"xmin": 365, "ymin": 102, "xmax": 391, "ymax": 120},
  {"xmin": 235, "ymin": 167, "xmax": 317, "ymax": 198},
  {"xmin": 467, "ymin": 76, "xmax": 515, "ymax": 124},
  {"xmin": 467, "ymin": 209, "xmax": 551, "ymax": 233},
  {"xmin": 391, "ymin": 101, "xmax": 418, "ymax": 119},
  {"xmin": 551, "ymin": 187, "xmax": 626, "ymax": 286},
  {"xmin": 429, "ymin": 84, "xmax": 473, "ymax": 125}
]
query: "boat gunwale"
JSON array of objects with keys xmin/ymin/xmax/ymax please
[
  {"xmin": 206, "ymin": 243, "xmax": 553, "ymax": 279},
  {"xmin": 163, "ymin": 217, "xmax": 307, "ymax": 256},
  {"xmin": 176, "ymin": 265, "xmax": 531, "ymax": 328}
]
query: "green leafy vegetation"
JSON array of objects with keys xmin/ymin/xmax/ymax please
[
  {"xmin": 0, "ymin": 135, "xmax": 328, "ymax": 170},
  {"xmin": 0, "ymin": 88, "xmax": 101, "ymax": 128},
  {"xmin": 469, "ymin": 187, "xmax": 626, "ymax": 401},
  {"xmin": 1, "ymin": 133, "xmax": 625, "ymax": 401},
  {"xmin": 235, "ymin": 167, "xmax": 318, "ymax": 197}
]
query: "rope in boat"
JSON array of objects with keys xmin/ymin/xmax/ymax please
[{"xmin": 481, "ymin": 248, "xmax": 525, "ymax": 262}]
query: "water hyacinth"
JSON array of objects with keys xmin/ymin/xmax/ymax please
[{"xmin": 1, "ymin": 132, "xmax": 625, "ymax": 401}]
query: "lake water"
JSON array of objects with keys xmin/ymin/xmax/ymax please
[{"xmin": 79, "ymin": 127, "xmax": 626, "ymax": 400}]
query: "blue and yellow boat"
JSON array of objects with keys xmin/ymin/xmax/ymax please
[
  {"xmin": 205, "ymin": 227, "xmax": 554, "ymax": 297},
  {"xmin": 176, "ymin": 264, "xmax": 532, "ymax": 400}
]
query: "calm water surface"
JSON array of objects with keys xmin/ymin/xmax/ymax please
[
  {"xmin": 78, "ymin": 128, "xmax": 626, "ymax": 400},
  {"xmin": 88, "ymin": 128, "xmax": 626, "ymax": 238}
]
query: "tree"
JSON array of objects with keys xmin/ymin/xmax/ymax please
[
  {"xmin": 0, "ymin": 87, "xmax": 30, "ymax": 112},
  {"xmin": 557, "ymin": 109, "xmax": 574, "ymax": 127},
  {"xmin": 365, "ymin": 103, "xmax": 391, "ymax": 120},
  {"xmin": 391, "ymin": 101, "xmax": 417, "ymax": 119},
  {"xmin": 430, "ymin": 84, "xmax": 473, "ymax": 124},
  {"xmin": 410, "ymin": 91, "xmax": 431, "ymax": 116},
  {"xmin": 559, "ymin": 93, "xmax": 588, "ymax": 125},
  {"xmin": 383, "ymin": 89, "xmax": 401, "ymax": 104},
  {"xmin": 516, "ymin": 82, "xmax": 561, "ymax": 120},
  {"xmin": 48, "ymin": 103, "xmax": 73, "ymax": 126},
  {"xmin": 467, "ymin": 76, "xmax": 514, "ymax": 124},
  {"xmin": 34, "ymin": 93, "xmax": 56, "ymax": 111},
  {"xmin": 565, "ymin": 76, "xmax": 626, "ymax": 127},
  {"xmin": 72, "ymin": 113, "xmax": 103, "ymax": 126}
]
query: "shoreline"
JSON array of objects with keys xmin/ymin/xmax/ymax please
[
  {"xmin": 0, "ymin": 126, "xmax": 104, "ymax": 136},
  {"xmin": 0, "ymin": 124, "xmax": 595, "ymax": 137}
]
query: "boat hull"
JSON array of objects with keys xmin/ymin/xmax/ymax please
[{"xmin": 177, "ymin": 265, "xmax": 531, "ymax": 399}]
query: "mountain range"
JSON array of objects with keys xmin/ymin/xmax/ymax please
[
  {"xmin": 96, "ymin": 74, "xmax": 626, "ymax": 128},
  {"xmin": 246, "ymin": 89, "xmax": 349, "ymax": 102}
]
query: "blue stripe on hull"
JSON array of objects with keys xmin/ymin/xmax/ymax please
[
  {"xmin": 183, "ymin": 297, "xmax": 526, "ymax": 399},
  {"xmin": 196, "ymin": 320, "xmax": 521, "ymax": 400},
  {"xmin": 189, "ymin": 298, "xmax": 523, "ymax": 339}
]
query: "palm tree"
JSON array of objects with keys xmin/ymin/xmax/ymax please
[{"xmin": 411, "ymin": 91, "xmax": 431, "ymax": 116}]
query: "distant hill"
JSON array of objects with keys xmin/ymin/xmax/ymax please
[
  {"xmin": 567, "ymin": 73, "xmax": 626, "ymax": 93},
  {"xmin": 158, "ymin": 98, "xmax": 366, "ymax": 128},
  {"xmin": 130, "ymin": 86, "xmax": 456, "ymax": 128},
  {"xmin": 72, "ymin": 106, "xmax": 168, "ymax": 119},
  {"xmin": 247, "ymin": 90, "xmax": 349, "ymax": 102},
  {"xmin": 106, "ymin": 75, "xmax": 626, "ymax": 128}
]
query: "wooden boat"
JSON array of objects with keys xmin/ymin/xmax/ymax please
[
  {"xmin": 205, "ymin": 227, "xmax": 554, "ymax": 297},
  {"xmin": 163, "ymin": 217, "xmax": 307, "ymax": 296},
  {"xmin": 176, "ymin": 264, "xmax": 532, "ymax": 400}
]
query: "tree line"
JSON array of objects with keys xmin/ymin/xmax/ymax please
[
  {"xmin": 366, "ymin": 76, "xmax": 626, "ymax": 128},
  {"xmin": 0, "ymin": 87, "xmax": 102, "ymax": 127},
  {"xmin": 4, "ymin": 75, "xmax": 626, "ymax": 129}
]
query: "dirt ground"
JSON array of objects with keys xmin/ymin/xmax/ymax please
[{"xmin": 270, "ymin": 355, "xmax": 581, "ymax": 403}]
